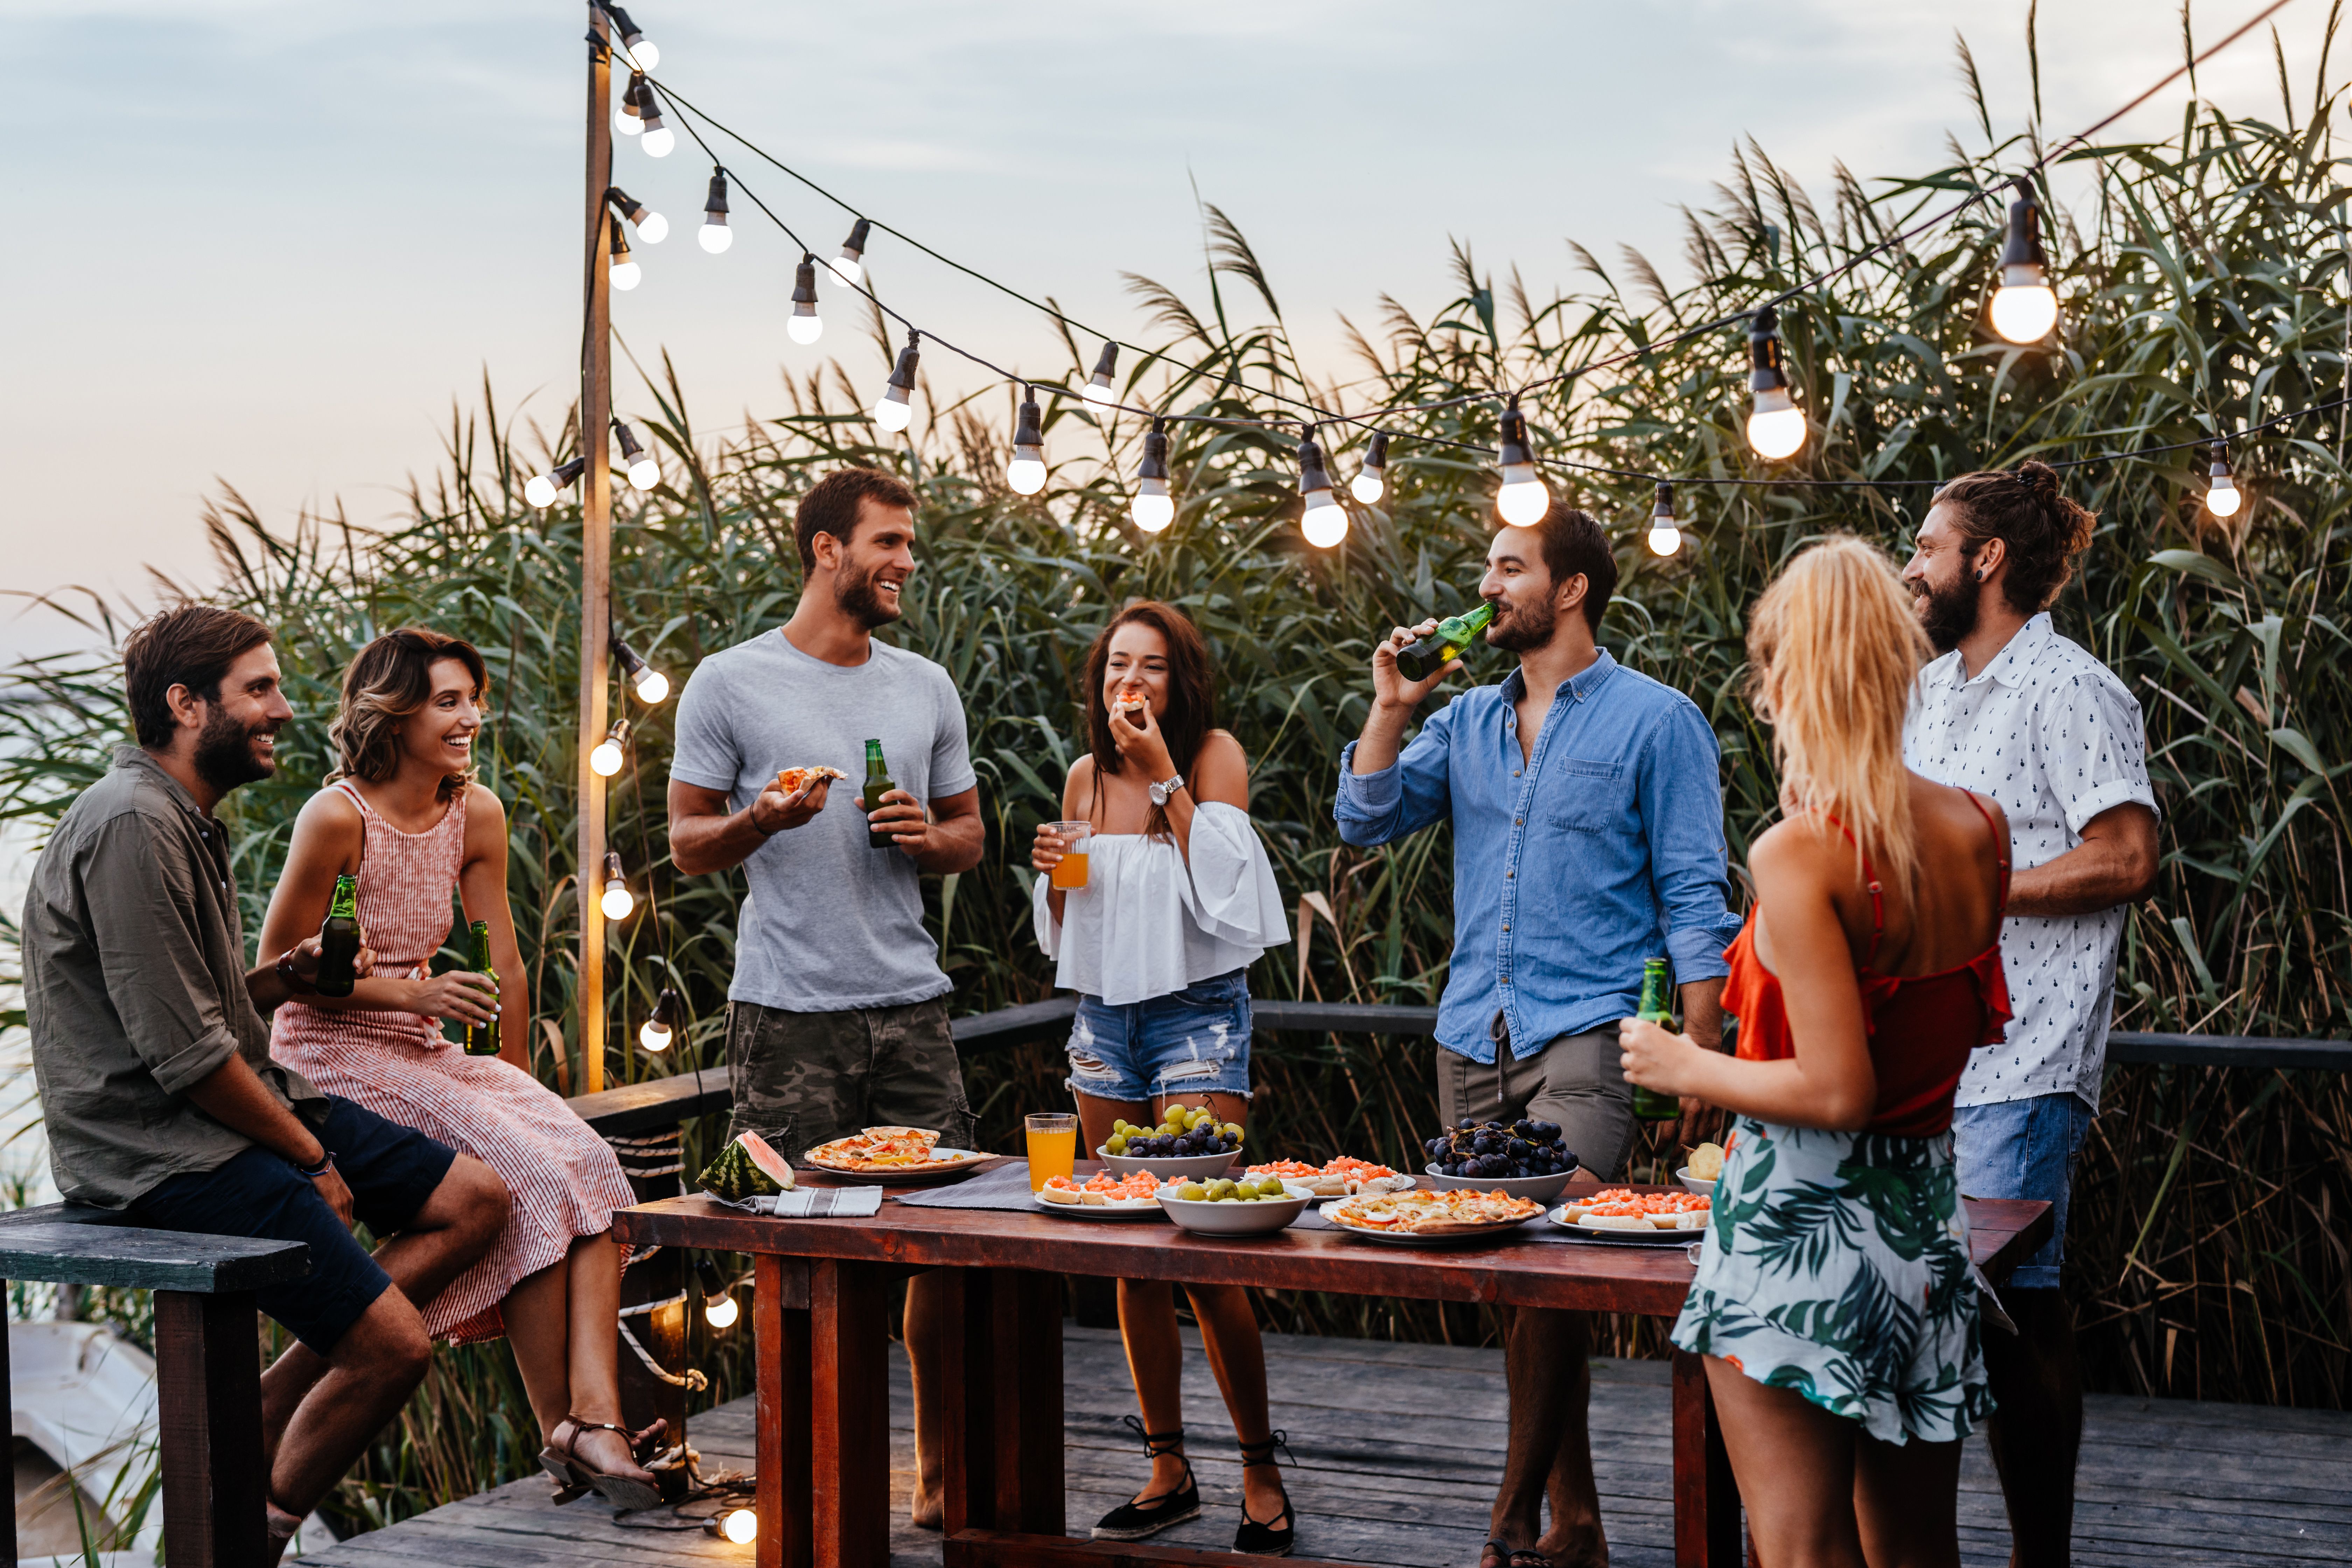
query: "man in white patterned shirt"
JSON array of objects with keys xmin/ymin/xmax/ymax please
[{"xmin": 1900, "ymin": 460, "xmax": 2158, "ymax": 1568}]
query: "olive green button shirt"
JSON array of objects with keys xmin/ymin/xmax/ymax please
[{"xmin": 22, "ymin": 747, "xmax": 323, "ymax": 1209}]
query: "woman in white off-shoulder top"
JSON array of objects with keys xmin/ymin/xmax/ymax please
[{"xmin": 1030, "ymin": 601, "xmax": 1295, "ymax": 1556}]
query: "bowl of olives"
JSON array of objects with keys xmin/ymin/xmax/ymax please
[
  {"xmin": 1156, "ymin": 1175, "xmax": 1311, "ymax": 1235},
  {"xmin": 1100, "ymin": 1104, "xmax": 1245, "ymax": 1181},
  {"xmin": 1420, "ymin": 1118, "xmax": 1581, "ymax": 1204}
]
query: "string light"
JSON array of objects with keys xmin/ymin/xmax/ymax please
[
  {"xmin": 638, "ymin": 89, "xmax": 674, "ymax": 158},
  {"xmin": 719, "ymin": 1509, "xmax": 757, "ymax": 1544},
  {"xmin": 589, "ymin": 719, "xmax": 630, "ymax": 777},
  {"xmin": 524, "ymin": 457, "xmax": 585, "ymax": 510},
  {"xmin": 614, "ymin": 638, "xmax": 670, "ymax": 704},
  {"xmin": 1494, "ymin": 396, "xmax": 1549, "ymax": 525},
  {"xmin": 1131, "ymin": 418, "xmax": 1175, "ymax": 532},
  {"xmin": 1647, "ymin": 482, "xmax": 1682, "ymax": 556},
  {"xmin": 2206, "ymin": 439, "xmax": 2242, "ymax": 517},
  {"xmin": 612, "ymin": 421, "xmax": 660, "ymax": 490},
  {"xmin": 1298, "ymin": 427, "xmax": 1349, "ymax": 548},
  {"xmin": 607, "ymin": 185, "xmax": 667, "ymax": 244},
  {"xmin": 1006, "ymin": 388, "xmax": 1047, "ymax": 495},
  {"xmin": 873, "ymin": 331, "xmax": 920, "ymax": 433},
  {"xmin": 698, "ymin": 169, "xmax": 733, "ymax": 254},
  {"xmin": 1083, "ymin": 342, "xmax": 1119, "ymax": 405},
  {"xmin": 604, "ymin": 2, "xmax": 658, "ymax": 69},
  {"xmin": 614, "ymin": 71, "xmax": 646, "ymax": 137},
  {"xmin": 788, "ymin": 254, "xmax": 823, "ymax": 344},
  {"xmin": 639, "ymin": 986, "xmax": 683, "ymax": 1052},
  {"xmin": 827, "ymin": 217, "xmax": 871, "ymax": 288},
  {"xmin": 1351, "ymin": 431, "xmax": 1389, "ymax": 505},
  {"xmin": 1989, "ymin": 183, "xmax": 2060, "ymax": 345},
  {"xmin": 695, "ymin": 1256, "xmax": 737, "ymax": 1328},
  {"xmin": 607, "ymin": 218, "xmax": 640, "ymax": 292},
  {"xmin": 1745, "ymin": 306, "xmax": 1807, "ymax": 460},
  {"xmin": 600, "ymin": 852, "xmax": 635, "ymax": 920}
]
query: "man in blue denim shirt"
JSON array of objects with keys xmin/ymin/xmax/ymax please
[{"xmin": 1334, "ymin": 504, "xmax": 1743, "ymax": 1568}]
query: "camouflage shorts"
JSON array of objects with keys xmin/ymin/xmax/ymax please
[{"xmin": 724, "ymin": 997, "xmax": 978, "ymax": 1161}]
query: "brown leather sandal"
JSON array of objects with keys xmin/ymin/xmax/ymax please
[{"xmin": 540, "ymin": 1415, "xmax": 664, "ymax": 1511}]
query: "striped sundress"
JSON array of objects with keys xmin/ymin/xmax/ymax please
[{"xmin": 270, "ymin": 780, "xmax": 634, "ymax": 1344}]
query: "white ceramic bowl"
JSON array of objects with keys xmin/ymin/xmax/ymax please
[
  {"xmin": 1421, "ymin": 1166, "xmax": 1580, "ymax": 1205},
  {"xmin": 1155, "ymin": 1189, "xmax": 1310, "ymax": 1236},
  {"xmin": 1099, "ymin": 1146, "xmax": 1240, "ymax": 1182},
  {"xmin": 1675, "ymin": 1168, "xmax": 1718, "ymax": 1197}
]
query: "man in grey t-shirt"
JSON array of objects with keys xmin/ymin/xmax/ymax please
[{"xmin": 667, "ymin": 466, "xmax": 984, "ymax": 1531}]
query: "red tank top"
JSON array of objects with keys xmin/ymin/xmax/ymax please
[{"xmin": 1723, "ymin": 796, "xmax": 2013, "ymax": 1138}]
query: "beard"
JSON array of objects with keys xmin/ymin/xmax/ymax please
[
  {"xmin": 1911, "ymin": 570, "xmax": 1980, "ymax": 654},
  {"xmin": 1486, "ymin": 594, "xmax": 1558, "ymax": 654},
  {"xmin": 192, "ymin": 704, "xmax": 278, "ymax": 794},
  {"xmin": 835, "ymin": 561, "xmax": 904, "ymax": 628}
]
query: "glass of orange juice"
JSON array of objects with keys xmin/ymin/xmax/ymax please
[
  {"xmin": 1047, "ymin": 821, "xmax": 1092, "ymax": 891},
  {"xmin": 1025, "ymin": 1112, "xmax": 1078, "ymax": 1191}
]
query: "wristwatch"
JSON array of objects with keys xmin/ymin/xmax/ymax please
[{"xmin": 1148, "ymin": 772, "xmax": 1185, "ymax": 807}]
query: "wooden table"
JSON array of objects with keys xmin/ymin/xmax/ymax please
[{"xmin": 614, "ymin": 1175, "xmax": 2050, "ymax": 1568}]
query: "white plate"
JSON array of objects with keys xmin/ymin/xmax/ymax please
[
  {"xmin": 1098, "ymin": 1146, "xmax": 1240, "ymax": 1181},
  {"xmin": 1675, "ymin": 1167, "xmax": 1719, "ymax": 1197},
  {"xmin": 1316, "ymin": 1200, "xmax": 1540, "ymax": 1247},
  {"xmin": 1545, "ymin": 1206, "xmax": 1706, "ymax": 1245},
  {"xmin": 1031, "ymin": 1192, "xmax": 1167, "ymax": 1219},
  {"xmin": 1421, "ymin": 1165, "xmax": 1579, "ymax": 1204},
  {"xmin": 1157, "ymin": 1191, "xmax": 1310, "ymax": 1236},
  {"xmin": 804, "ymin": 1147, "xmax": 994, "ymax": 1185}
]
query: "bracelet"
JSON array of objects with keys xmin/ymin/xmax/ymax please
[
  {"xmin": 295, "ymin": 1151, "xmax": 336, "ymax": 1179},
  {"xmin": 275, "ymin": 951, "xmax": 319, "ymax": 996}
]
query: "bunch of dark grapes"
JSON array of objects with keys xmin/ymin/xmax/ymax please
[{"xmin": 1421, "ymin": 1119, "xmax": 1575, "ymax": 1180}]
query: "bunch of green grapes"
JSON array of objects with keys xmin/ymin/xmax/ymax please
[{"xmin": 1105, "ymin": 1103, "xmax": 1243, "ymax": 1157}]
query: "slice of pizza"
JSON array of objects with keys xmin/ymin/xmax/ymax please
[
  {"xmin": 808, "ymin": 1126, "xmax": 948, "ymax": 1169},
  {"xmin": 775, "ymin": 765, "xmax": 848, "ymax": 796}
]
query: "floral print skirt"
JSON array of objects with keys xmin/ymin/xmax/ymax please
[{"xmin": 1669, "ymin": 1116, "xmax": 1993, "ymax": 1446}]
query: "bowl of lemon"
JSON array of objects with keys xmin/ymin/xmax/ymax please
[
  {"xmin": 1156, "ymin": 1174, "xmax": 1311, "ymax": 1235},
  {"xmin": 1100, "ymin": 1103, "xmax": 1245, "ymax": 1181}
]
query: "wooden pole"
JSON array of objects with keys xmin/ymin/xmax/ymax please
[{"xmin": 579, "ymin": 4, "xmax": 613, "ymax": 1095}]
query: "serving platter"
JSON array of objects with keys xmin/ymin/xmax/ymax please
[
  {"xmin": 1317, "ymin": 1208, "xmax": 1540, "ymax": 1247},
  {"xmin": 1546, "ymin": 1207, "xmax": 1708, "ymax": 1245},
  {"xmin": 804, "ymin": 1147, "xmax": 995, "ymax": 1186},
  {"xmin": 1031, "ymin": 1192, "xmax": 1167, "ymax": 1220}
]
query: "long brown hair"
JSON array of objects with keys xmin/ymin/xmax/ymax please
[
  {"xmin": 1082, "ymin": 600, "xmax": 1215, "ymax": 838},
  {"xmin": 1932, "ymin": 458, "xmax": 2098, "ymax": 615},
  {"xmin": 327, "ymin": 626, "xmax": 489, "ymax": 802}
]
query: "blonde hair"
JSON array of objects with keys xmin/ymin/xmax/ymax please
[
  {"xmin": 1745, "ymin": 537, "xmax": 1933, "ymax": 899},
  {"xmin": 327, "ymin": 627, "xmax": 488, "ymax": 803}
]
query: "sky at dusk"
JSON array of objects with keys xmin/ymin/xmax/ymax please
[{"xmin": 6, "ymin": 0, "xmax": 2339, "ymax": 661}]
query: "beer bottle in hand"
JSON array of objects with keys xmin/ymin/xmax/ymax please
[
  {"xmin": 1395, "ymin": 601, "xmax": 1498, "ymax": 682},
  {"xmin": 1632, "ymin": 957, "xmax": 1681, "ymax": 1120},
  {"xmin": 315, "ymin": 874, "xmax": 360, "ymax": 997},
  {"xmin": 862, "ymin": 739, "xmax": 897, "ymax": 850},
  {"xmin": 463, "ymin": 918, "xmax": 501, "ymax": 1057}
]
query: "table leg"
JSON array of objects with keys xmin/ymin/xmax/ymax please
[
  {"xmin": 988, "ymin": 1268, "xmax": 1064, "ymax": 1536},
  {"xmin": 754, "ymin": 1254, "xmax": 813, "ymax": 1568},
  {"xmin": 1671, "ymin": 1350, "xmax": 1742, "ymax": 1568},
  {"xmin": 152, "ymin": 1290, "xmax": 267, "ymax": 1568},
  {"xmin": 811, "ymin": 1258, "xmax": 891, "ymax": 1567}
]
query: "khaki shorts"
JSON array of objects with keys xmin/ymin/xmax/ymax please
[
  {"xmin": 724, "ymin": 997, "xmax": 978, "ymax": 1161},
  {"xmin": 1436, "ymin": 1023, "xmax": 1634, "ymax": 1183}
]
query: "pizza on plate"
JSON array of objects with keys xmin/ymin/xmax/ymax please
[
  {"xmin": 1323, "ymin": 1188, "xmax": 1542, "ymax": 1234},
  {"xmin": 806, "ymin": 1126, "xmax": 966, "ymax": 1170}
]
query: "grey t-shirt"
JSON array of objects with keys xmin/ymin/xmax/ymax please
[{"xmin": 671, "ymin": 630, "xmax": 978, "ymax": 1012}]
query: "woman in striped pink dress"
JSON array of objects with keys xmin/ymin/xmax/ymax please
[{"xmin": 258, "ymin": 626, "xmax": 658, "ymax": 1508}]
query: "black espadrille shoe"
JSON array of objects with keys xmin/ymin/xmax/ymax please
[
  {"xmin": 1233, "ymin": 1431, "xmax": 1296, "ymax": 1556},
  {"xmin": 1091, "ymin": 1417, "xmax": 1203, "ymax": 1541}
]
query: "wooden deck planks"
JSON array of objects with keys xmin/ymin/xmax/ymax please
[{"xmin": 296, "ymin": 1326, "xmax": 2352, "ymax": 1568}]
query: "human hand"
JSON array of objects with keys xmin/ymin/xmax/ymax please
[
  {"xmin": 1672, "ymin": 1099, "xmax": 1727, "ymax": 1154},
  {"xmin": 864, "ymin": 788, "xmax": 932, "ymax": 858},
  {"xmin": 310, "ymin": 1162, "xmax": 356, "ymax": 1230},
  {"xmin": 409, "ymin": 968, "xmax": 500, "ymax": 1026},
  {"xmin": 1031, "ymin": 821, "xmax": 1069, "ymax": 876},
  {"xmin": 1618, "ymin": 1016, "xmax": 1707, "ymax": 1099},
  {"xmin": 1372, "ymin": 618, "xmax": 1454, "ymax": 711},
  {"xmin": 1107, "ymin": 699, "xmax": 1176, "ymax": 779},
  {"xmin": 279, "ymin": 935, "xmax": 379, "ymax": 985},
  {"xmin": 750, "ymin": 778, "xmax": 830, "ymax": 835}
]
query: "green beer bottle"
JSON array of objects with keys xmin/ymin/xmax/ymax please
[
  {"xmin": 463, "ymin": 918, "xmax": 500, "ymax": 1057},
  {"xmin": 1632, "ymin": 957, "xmax": 1681, "ymax": 1121},
  {"xmin": 1395, "ymin": 601, "xmax": 1498, "ymax": 682},
  {"xmin": 315, "ymin": 874, "xmax": 361, "ymax": 998},
  {"xmin": 861, "ymin": 739, "xmax": 896, "ymax": 850}
]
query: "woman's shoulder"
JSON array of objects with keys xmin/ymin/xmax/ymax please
[
  {"xmin": 297, "ymin": 782, "xmax": 366, "ymax": 832},
  {"xmin": 461, "ymin": 780, "xmax": 507, "ymax": 830}
]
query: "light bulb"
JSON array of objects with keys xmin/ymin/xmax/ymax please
[
  {"xmin": 1131, "ymin": 419, "xmax": 1175, "ymax": 532},
  {"xmin": 704, "ymin": 1290, "xmax": 738, "ymax": 1329},
  {"xmin": 638, "ymin": 1017, "xmax": 672, "ymax": 1052},
  {"xmin": 1082, "ymin": 341, "xmax": 1119, "ymax": 405},
  {"xmin": 1006, "ymin": 390, "xmax": 1046, "ymax": 495},
  {"xmin": 607, "ymin": 5, "xmax": 657, "ymax": 69},
  {"xmin": 1494, "ymin": 397, "xmax": 1549, "ymax": 525},
  {"xmin": 615, "ymin": 73, "xmax": 645, "ymax": 136},
  {"xmin": 1648, "ymin": 524, "xmax": 1683, "ymax": 556},
  {"xmin": 1351, "ymin": 430, "xmax": 1389, "ymax": 505},
  {"xmin": 1647, "ymin": 481, "xmax": 1681, "ymax": 556},
  {"xmin": 698, "ymin": 170, "xmax": 731, "ymax": 253},
  {"xmin": 625, "ymin": 39, "xmax": 657, "ymax": 69},
  {"xmin": 634, "ymin": 666, "xmax": 669, "ymax": 704},
  {"xmin": 788, "ymin": 255, "xmax": 823, "ymax": 343},
  {"xmin": 524, "ymin": 474, "xmax": 558, "ymax": 509},
  {"xmin": 2207, "ymin": 441, "xmax": 2242, "ymax": 517},
  {"xmin": 628, "ymin": 453, "xmax": 659, "ymax": 490},
  {"xmin": 590, "ymin": 719, "xmax": 628, "ymax": 777},
  {"xmin": 610, "ymin": 259, "xmax": 642, "ymax": 291},
  {"xmin": 641, "ymin": 124, "xmax": 674, "ymax": 158},
  {"xmin": 1745, "ymin": 306, "xmax": 1807, "ymax": 460},
  {"xmin": 721, "ymin": 1508, "xmax": 757, "ymax": 1544},
  {"xmin": 636, "ymin": 211, "xmax": 668, "ymax": 245},
  {"xmin": 606, "ymin": 216, "xmax": 638, "ymax": 291},
  {"xmin": 639, "ymin": 986, "xmax": 682, "ymax": 1052},
  {"xmin": 601, "ymin": 877, "xmax": 635, "ymax": 922},
  {"xmin": 1989, "ymin": 184, "xmax": 2059, "ymax": 344},
  {"xmin": 873, "ymin": 332, "xmax": 920, "ymax": 432},
  {"xmin": 828, "ymin": 218, "xmax": 871, "ymax": 288},
  {"xmin": 1296, "ymin": 427, "xmax": 1349, "ymax": 548}
]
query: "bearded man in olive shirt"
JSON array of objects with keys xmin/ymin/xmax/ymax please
[{"xmin": 22, "ymin": 606, "xmax": 507, "ymax": 1564}]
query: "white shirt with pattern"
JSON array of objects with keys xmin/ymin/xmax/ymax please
[{"xmin": 1901, "ymin": 612, "xmax": 2157, "ymax": 1112}]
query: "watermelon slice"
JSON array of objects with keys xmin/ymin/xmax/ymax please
[{"xmin": 697, "ymin": 1131, "xmax": 798, "ymax": 1201}]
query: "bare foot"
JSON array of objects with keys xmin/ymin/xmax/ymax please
[
  {"xmin": 573, "ymin": 1425, "xmax": 654, "ymax": 1487},
  {"xmin": 1240, "ymin": 1464, "xmax": 1289, "ymax": 1526},
  {"xmin": 912, "ymin": 1491, "xmax": 944, "ymax": 1531},
  {"xmin": 1535, "ymin": 1521, "xmax": 1607, "ymax": 1568}
]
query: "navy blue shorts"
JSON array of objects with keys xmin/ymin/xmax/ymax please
[{"xmin": 130, "ymin": 1095, "xmax": 457, "ymax": 1354}]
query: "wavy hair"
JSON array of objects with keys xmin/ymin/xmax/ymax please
[
  {"xmin": 327, "ymin": 626, "xmax": 488, "ymax": 801},
  {"xmin": 1933, "ymin": 458, "xmax": 2098, "ymax": 615},
  {"xmin": 1082, "ymin": 600, "xmax": 1216, "ymax": 840},
  {"xmin": 1746, "ymin": 538, "xmax": 1933, "ymax": 900}
]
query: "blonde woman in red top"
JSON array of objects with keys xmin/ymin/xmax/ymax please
[{"xmin": 1619, "ymin": 538, "xmax": 2012, "ymax": 1568}]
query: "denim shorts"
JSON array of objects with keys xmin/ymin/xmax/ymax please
[
  {"xmin": 1065, "ymin": 971, "xmax": 1254, "ymax": 1103},
  {"xmin": 1952, "ymin": 1091, "xmax": 2094, "ymax": 1291}
]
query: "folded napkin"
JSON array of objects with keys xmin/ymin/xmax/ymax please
[{"xmin": 713, "ymin": 1186, "xmax": 884, "ymax": 1218}]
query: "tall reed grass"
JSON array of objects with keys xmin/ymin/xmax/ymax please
[{"xmin": 4, "ymin": 40, "xmax": 2349, "ymax": 1526}]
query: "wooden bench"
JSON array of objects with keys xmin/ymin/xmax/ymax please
[{"xmin": 0, "ymin": 1205, "xmax": 310, "ymax": 1566}]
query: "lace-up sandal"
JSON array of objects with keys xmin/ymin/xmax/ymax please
[
  {"xmin": 1091, "ymin": 1416, "xmax": 1202, "ymax": 1540},
  {"xmin": 1233, "ymin": 1431, "xmax": 1297, "ymax": 1556},
  {"xmin": 540, "ymin": 1415, "xmax": 664, "ymax": 1512}
]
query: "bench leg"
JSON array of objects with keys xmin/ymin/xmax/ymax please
[{"xmin": 153, "ymin": 1289, "xmax": 267, "ymax": 1567}]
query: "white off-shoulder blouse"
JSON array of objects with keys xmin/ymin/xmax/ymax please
[{"xmin": 1032, "ymin": 800, "xmax": 1292, "ymax": 1006}]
